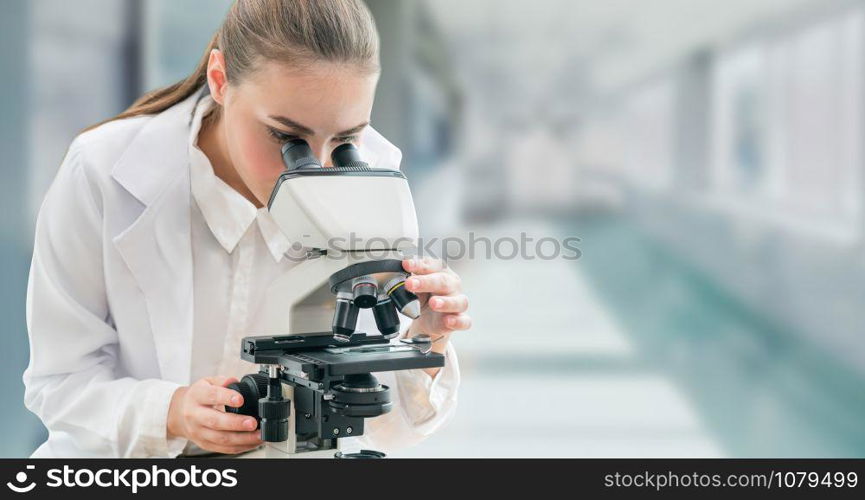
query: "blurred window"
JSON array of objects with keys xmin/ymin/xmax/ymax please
[
  {"xmin": 622, "ymin": 77, "xmax": 676, "ymax": 192},
  {"xmin": 141, "ymin": 0, "xmax": 232, "ymax": 90},
  {"xmin": 711, "ymin": 9, "xmax": 865, "ymax": 229}
]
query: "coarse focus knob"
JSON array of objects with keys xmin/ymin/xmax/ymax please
[{"xmin": 225, "ymin": 374, "xmax": 268, "ymax": 420}]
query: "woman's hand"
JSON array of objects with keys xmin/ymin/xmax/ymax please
[
  {"xmin": 167, "ymin": 376, "xmax": 263, "ymax": 455},
  {"xmin": 402, "ymin": 257, "xmax": 471, "ymax": 376}
]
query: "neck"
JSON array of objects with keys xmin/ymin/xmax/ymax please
[{"xmin": 198, "ymin": 109, "xmax": 263, "ymax": 208}]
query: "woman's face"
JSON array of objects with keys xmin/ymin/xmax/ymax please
[{"xmin": 210, "ymin": 55, "xmax": 379, "ymax": 206}]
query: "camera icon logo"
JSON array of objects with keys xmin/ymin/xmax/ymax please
[{"xmin": 6, "ymin": 465, "xmax": 36, "ymax": 493}]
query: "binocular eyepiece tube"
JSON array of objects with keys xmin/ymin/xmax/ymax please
[
  {"xmin": 331, "ymin": 143, "xmax": 369, "ymax": 169},
  {"xmin": 281, "ymin": 139, "xmax": 321, "ymax": 170},
  {"xmin": 280, "ymin": 139, "xmax": 368, "ymax": 170}
]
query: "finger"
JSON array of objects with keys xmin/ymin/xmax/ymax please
[
  {"xmin": 204, "ymin": 376, "xmax": 239, "ymax": 387},
  {"xmin": 195, "ymin": 384, "xmax": 244, "ymax": 408},
  {"xmin": 197, "ymin": 407, "xmax": 259, "ymax": 431},
  {"xmin": 428, "ymin": 294, "xmax": 469, "ymax": 313},
  {"xmin": 198, "ymin": 428, "xmax": 263, "ymax": 449},
  {"xmin": 403, "ymin": 257, "xmax": 446, "ymax": 275},
  {"xmin": 443, "ymin": 313, "xmax": 472, "ymax": 331},
  {"xmin": 406, "ymin": 272, "xmax": 459, "ymax": 295}
]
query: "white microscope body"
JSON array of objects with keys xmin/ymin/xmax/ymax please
[{"xmin": 233, "ymin": 141, "xmax": 441, "ymax": 459}]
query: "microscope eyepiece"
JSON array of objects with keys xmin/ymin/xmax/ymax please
[
  {"xmin": 281, "ymin": 139, "xmax": 321, "ymax": 170},
  {"xmin": 331, "ymin": 143, "xmax": 369, "ymax": 169}
]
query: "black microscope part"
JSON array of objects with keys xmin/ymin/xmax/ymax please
[
  {"xmin": 225, "ymin": 373, "xmax": 268, "ymax": 422},
  {"xmin": 332, "ymin": 298, "xmax": 360, "ymax": 336},
  {"xmin": 328, "ymin": 259, "xmax": 406, "ymax": 292},
  {"xmin": 373, "ymin": 298, "xmax": 400, "ymax": 335},
  {"xmin": 281, "ymin": 139, "xmax": 321, "ymax": 170},
  {"xmin": 388, "ymin": 281, "xmax": 419, "ymax": 312},
  {"xmin": 335, "ymin": 450, "xmax": 387, "ymax": 459},
  {"xmin": 352, "ymin": 281, "xmax": 379, "ymax": 309},
  {"xmin": 328, "ymin": 373, "xmax": 393, "ymax": 418},
  {"xmin": 258, "ymin": 375, "xmax": 290, "ymax": 442},
  {"xmin": 331, "ymin": 143, "xmax": 369, "ymax": 169}
]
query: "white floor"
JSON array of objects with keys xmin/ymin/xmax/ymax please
[{"xmin": 392, "ymin": 220, "xmax": 723, "ymax": 458}]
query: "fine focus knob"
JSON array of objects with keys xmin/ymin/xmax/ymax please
[{"xmin": 259, "ymin": 377, "xmax": 290, "ymax": 443}]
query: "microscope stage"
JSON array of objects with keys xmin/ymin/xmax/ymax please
[{"xmin": 240, "ymin": 333, "xmax": 444, "ymax": 383}]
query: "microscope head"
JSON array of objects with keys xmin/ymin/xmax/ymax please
[
  {"xmin": 266, "ymin": 140, "xmax": 422, "ymax": 341},
  {"xmin": 267, "ymin": 139, "xmax": 419, "ymax": 251}
]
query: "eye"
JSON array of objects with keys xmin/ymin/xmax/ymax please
[
  {"xmin": 333, "ymin": 135, "xmax": 359, "ymax": 144},
  {"xmin": 267, "ymin": 127, "xmax": 298, "ymax": 144}
]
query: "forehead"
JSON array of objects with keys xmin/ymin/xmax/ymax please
[{"xmin": 238, "ymin": 60, "xmax": 379, "ymax": 133}]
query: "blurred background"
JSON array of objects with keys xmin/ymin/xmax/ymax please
[{"xmin": 2, "ymin": 0, "xmax": 865, "ymax": 457}]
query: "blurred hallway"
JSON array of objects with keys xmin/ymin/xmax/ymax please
[
  {"xmin": 395, "ymin": 218, "xmax": 722, "ymax": 457},
  {"xmin": 3, "ymin": 0, "xmax": 865, "ymax": 457},
  {"xmin": 398, "ymin": 214, "xmax": 865, "ymax": 457}
]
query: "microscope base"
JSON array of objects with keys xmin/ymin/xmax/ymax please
[{"xmin": 238, "ymin": 445, "xmax": 338, "ymax": 459}]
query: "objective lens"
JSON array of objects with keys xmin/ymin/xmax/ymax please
[
  {"xmin": 352, "ymin": 277, "xmax": 378, "ymax": 309},
  {"xmin": 281, "ymin": 139, "xmax": 321, "ymax": 170},
  {"xmin": 332, "ymin": 296, "xmax": 359, "ymax": 341},
  {"xmin": 373, "ymin": 298, "xmax": 401, "ymax": 337},
  {"xmin": 384, "ymin": 277, "xmax": 421, "ymax": 319}
]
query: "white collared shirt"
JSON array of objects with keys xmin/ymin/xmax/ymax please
[
  {"xmin": 172, "ymin": 92, "xmax": 459, "ymax": 456},
  {"xmin": 187, "ymin": 94, "xmax": 301, "ymax": 387}
]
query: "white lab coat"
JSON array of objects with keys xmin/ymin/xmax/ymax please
[{"xmin": 23, "ymin": 89, "xmax": 459, "ymax": 458}]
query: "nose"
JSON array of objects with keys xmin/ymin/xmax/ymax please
[{"xmin": 309, "ymin": 141, "xmax": 334, "ymax": 168}]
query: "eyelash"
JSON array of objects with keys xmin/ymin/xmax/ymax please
[{"xmin": 267, "ymin": 127, "xmax": 358, "ymax": 145}]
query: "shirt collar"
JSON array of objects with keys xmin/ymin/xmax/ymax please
[{"xmin": 188, "ymin": 90, "xmax": 292, "ymax": 262}]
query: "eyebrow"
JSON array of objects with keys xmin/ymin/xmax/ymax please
[{"xmin": 268, "ymin": 115, "xmax": 369, "ymax": 137}]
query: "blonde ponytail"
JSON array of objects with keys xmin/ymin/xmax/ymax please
[{"xmin": 83, "ymin": 0, "xmax": 379, "ymax": 133}]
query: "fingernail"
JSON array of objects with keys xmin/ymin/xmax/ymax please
[
  {"xmin": 447, "ymin": 316, "xmax": 456, "ymax": 327},
  {"xmin": 246, "ymin": 419, "xmax": 256, "ymax": 429},
  {"xmin": 232, "ymin": 396, "xmax": 241, "ymax": 406},
  {"xmin": 431, "ymin": 298, "xmax": 442, "ymax": 308},
  {"xmin": 408, "ymin": 278, "xmax": 420, "ymax": 290}
]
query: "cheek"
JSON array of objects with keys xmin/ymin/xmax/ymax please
[{"xmin": 233, "ymin": 126, "xmax": 284, "ymax": 192}]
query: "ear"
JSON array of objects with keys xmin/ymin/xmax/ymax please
[{"xmin": 206, "ymin": 49, "xmax": 229, "ymax": 105}]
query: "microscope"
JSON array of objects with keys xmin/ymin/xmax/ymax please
[{"xmin": 226, "ymin": 139, "xmax": 444, "ymax": 459}]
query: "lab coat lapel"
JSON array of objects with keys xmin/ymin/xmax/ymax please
[{"xmin": 111, "ymin": 90, "xmax": 202, "ymax": 385}]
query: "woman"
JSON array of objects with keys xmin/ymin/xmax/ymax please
[{"xmin": 23, "ymin": 0, "xmax": 470, "ymax": 458}]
